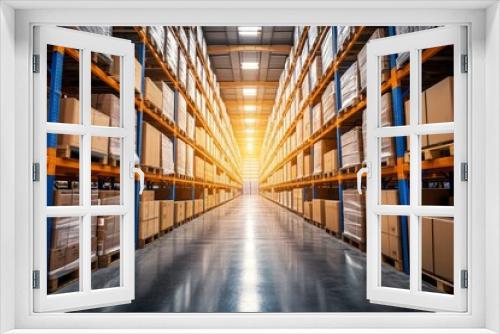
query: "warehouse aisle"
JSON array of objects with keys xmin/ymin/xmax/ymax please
[{"xmin": 85, "ymin": 195, "xmax": 411, "ymax": 312}]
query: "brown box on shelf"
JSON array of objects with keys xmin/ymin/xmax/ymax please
[
  {"xmin": 304, "ymin": 152, "xmax": 312, "ymax": 177},
  {"xmin": 195, "ymin": 126, "xmax": 205, "ymax": 148},
  {"xmin": 97, "ymin": 215, "xmax": 121, "ymax": 255},
  {"xmin": 341, "ymin": 126, "xmax": 363, "ymax": 168},
  {"xmin": 297, "ymin": 151, "xmax": 304, "ymax": 178},
  {"xmin": 312, "ymin": 199, "xmax": 326, "ymax": 226},
  {"xmin": 99, "ymin": 189, "xmax": 120, "ymax": 205},
  {"xmin": 160, "ymin": 200, "xmax": 174, "ymax": 231},
  {"xmin": 312, "ymin": 102, "xmax": 323, "ymax": 134},
  {"xmin": 425, "ymin": 76, "xmax": 454, "ymax": 146},
  {"xmin": 340, "ymin": 61, "xmax": 360, "ymax": 110},
  {"xmin": 321, "ymin": 81, "xmax": 336, "ymax": 123},
  {"xmin": 175, "ymin": 138, "xmax": 186, "ymax": 175},
  {"xmin": 296, "ymin": 119, "xmax": 303, "ymax": 145},
  {"xmin": 185, "ymin": 200, "xmax": 193, "ymax": 219},
  {"xmin": 381, "ymin": 190, "xmax": 400, "ymax": 236},
  {"xmin": 91, "ymin": 93, "xmax": 120, "ymax": 157},
  {"xmin": 175, "ymin": 201, "xmax": 185, "ymax": 224},
  {"xmin": 313, "ymin": 139, "xmax": 336, "ymax": 174},
  {"xmin": 141, "ymin": 121, "xmax": 161, "ymax": 168},
  {"xmin": 194, "ymin": 155, "xmax": 205, "ymax": 179},
  {"xmin": 325, "ymin": 200, "xmax": 339, "ymax": 233},
  {"xmin": 342, "ymin": 189, "xmax": 366, "ymax": 242},
  {"xmin": 159, "ymin": 81, "xmax": 175, "ymax": 121},
  {"xmin": 144, "ymin": 77, "xmax": 163, "ymax": 111},
  {"xmin": 161, "ymin": 134, "xmax": 174, "ymax": 175},
  {"xmin": 54, "ymin": 189, "xmax": 74, "ymax": 206},
  {"xmin": 304, "ymin": 201, "xmax": 312, "ymax": 220},
  {"xmin": 91, "ymin": 108, "xmax": 110, "ymax": 155},
  {"xmin": 433, "ymin": 217, "xmax": 454, "ymax": 282},
  {"xmin": 422, "ymin": 217, "xmax": 434, "ymax": 273},
  {"xmin": 110, "ymin": 56, "xmax": 142, "ymax": 93},
  {"xmin": 141, "ymin": 189, "xmax": 155, "ymax": 201},
  {"xmin": 302, "ymin": 109, "xmax": 311, "ymax": 140},
  {"xmin": 323, "ymin": 149, "xmax": 338, "ymax": 174},
  {"xmin": 194, "ymin": 199, "xmax": 204, "ymax": 215},
  {"xmin": 404, "ymin": 92, "xmax": 428, "ymax": 147}
]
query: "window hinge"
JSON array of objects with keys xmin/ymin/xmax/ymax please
[
  {"xmin": 461, "ymin": 54, "xmax": 468, "ymax": 73},
  {"xmin": 461, "ymin": 162, "xmax": 468, "ymax": 182},
  {"xmin": 32, "ymin": 54, "xmax": 40, "ymax": 73},
  {"xmin": 32, "ymin": 163, "xmax": 40, "ymax": 182},
  {"xmin": 461, "ymin": 269, "xmax": 468, "ymax": 289},
  {"xmin": 32, "ymin": 270, "xmax": 40, "ymax": 289}
]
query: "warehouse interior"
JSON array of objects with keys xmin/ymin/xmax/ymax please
[{"xmin": 44, "ymin": 25, "xmax": 456, "ymax": 312}]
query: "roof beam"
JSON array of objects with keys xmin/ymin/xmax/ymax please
[
  {"xmin": 207, "ymin": 44, "xmax": 292, "ymax": 54},
  {"xmin": 224, "ymin": 100, "xmax": 275, "ymax": 109},
  {"xmin": 219, "ymin": 81, "xmax": 279, "ymax": 89}
]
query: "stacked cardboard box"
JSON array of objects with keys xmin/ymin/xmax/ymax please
[
  {"xmin": 177, "ymin": 95, "xmax": 187, "ymax": 133},
  {"xmin": 58, "ymin": 97, "xmax": 110, "ymax": 156},
  {"xmin": 337, "ymin": 26, "xmax": 354, "ymax": 53},
  {"xmin": 175, "ymin": 139, "xmax": 186, "ymax": 175},
  {"xmin": 165, "ymin": 28, "xmax": 178, "ymax": 72},
  {"xmin": 159, "ymin": 200, "xmax": 174, "ymax": 231},
  {"xmin": 186, "ymin": 145, "xmax": 194, "ymax": 177},
  {"xmin": 178, "ymin": 51, "xmax": 187, "ymax": 88},
  {"xmin": 301, "ymin": 70, "xmax": 310, "ymax": 108},
  {"xmin": 362, "ymin": 92, "xmax": 395, "ymax": 164},
  {"xmin": 161, "ymin": 134, "xmax": 174, "ymax": 174},
  {"xmin": 194, "ymin": 155, "xmax": 205, "ymax": 179},
  {"xmin": 304, "ymin": 201, "xmax": 312, "ymax": 220},
  {"xmin": 312, "ymin": 102, "xmax": 323, "ymax": 134},
  {"xmin": 304, "ymin": 151, "xmax": 312, "ymax": 177},
  {"xmin": 187, "ymin": 73, "xmax": 196, "ymax": 102},
  {"xmin": 195, "ymin": 126, "xmax": 205, "ymax": 148},
  {"xmin": 97, "ymin": 216, "xmax": 120, "ymax": 256},
  {"xmin": 343, "ymin": 189, "xmax": 366, "ymax": 242},
  {"xmin": 321, "ymin": 81, "xmax": 336, "ymax": 123},
  {"xmin": 159, "ymin": 81, "xmax": 175, "ymax": 121},
  {"xmin": 309, "ymin": 55, "xmax": 323, "ymax": 91},
  {"xmin": 110, "ymin": 56, "xmax": 142, "ymax": 94},
  {"xmin": 325, "ymin": 200, "xmax": 340, "ymax": 233},
  {"xmin": 425, "ymin": 76, "xmax": 454, "ymax": 146},
  {"xmin": 144, "ymin": 77, "xmax": 163, "ymax": 111},
  {"xmin": 147, "ymin": 26, "xmax": 165, "ymax": 58},
  {"xmin": 141, "ymin": 121, "xmax": 161, "ymax": 168},
  {"xmin": 174, "ymin": 201, "xmax": 185, "ymax": 224},
  {"xmin": 302, "ymin": 108, "xmax": 311, "ymax": 140},
  {"xmin": 297, "ymin": 151, "xmax": 304, "ymax": 178},
  {"xmin": 323, "ymin": 149, "xmax": 338, "ymax": 174},
  {"xmin": 99, "ymin": 189, "xmax": 120, "ymax": 205},
  {"xmin": 91, "ymin": 94, "xmax": 120, "ymax": 158},
  {"xmin": 187, "ymin": 114, "xmax": 195, "ymax": 140},
  {"xmin": 139, "ymin": 191, "xmax": 160, "ymax": 240},
  {"xmin": 312, "ymin": 199, "xmax": 326, "ymax": 226},
  {"xmin": 321, "ymin": 28, "xmax": 334, "ymax": 74},
  {"xmin": 194, "ymin": 199, "xmax": 204, "ymax": 215},
  {"xmin": 296, "ymin": 119, "xmax": 303, "ymax": 146},
  {"xmin": 357, "ymin": 28, "xmax": 389, "ymax": 91},
  {"xmin": 340, "ymin": 62, "xmax": 360, "ymax": 110},
  {"xmin": 341, "ymin": 126, "xmax": 363, "ymax": 168},
  {"xmin": 313, "ymin": 139, "xmax": 336, "ymax": 174},
  {"xmin": 380, "ymin": 190, "xmax": 402, "ymax": 261},
  {"xmin": 185, "ymin": 200, "xmax": 194, "ymax": 220}
]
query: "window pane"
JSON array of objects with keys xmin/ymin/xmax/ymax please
[
  {"xmin": 49, "ymin": 133, "xmax": 80, "ymax": 206},
  {"xmin": 91, "ymin": 136, "xmax": 121, "ymax": 206},
  {"xmin": 91, "ymin": 52, "xmax": 121, "ymax": 128},
  {"xmin": 380, "ymin": 215, "xmax": 409, "ymax": 290},
  {"xmin": 47, "ymin": 217, "xmax": 80, "ymax": 294},
  {"xmin": 420, "ymin": 216, "xmax": 454, "ymax": 294},
  {"xmin": 93, "ymin": 215, "xmax": 121, "ymax": 290},
  {"xmin": 47, "ymin": 46, "xmax": 80, "ymax": 124}
]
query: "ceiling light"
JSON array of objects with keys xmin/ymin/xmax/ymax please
[
  {"xmin": 246, "ymin": 137, "xmax": 254, "ymax": 142},
  {"xmin": 246, "ymin": 128, "xmax": 255, "ymax": 134},
  {"xmin": 244, "ymin": 118, "xmax": 256, "ymax": 124},
  {"xmin": 238, "ymin": 26, "xmax": 261, "ymax": 36},
  {"xmin": 241, "ymin": 62, "xmax": 259, "ymax": 70},
  {"xmin": 246, "ymin": 143, "xmax": 254, "ymax": 151},
  {"xmin": 243, "ymin": 88, "xmax": 257, "ymax": 96},
  {"xmin": 244, "ymin": 105, "xmax": 256, "ymax": 111}
]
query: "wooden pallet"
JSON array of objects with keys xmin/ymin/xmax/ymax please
[
  {"xmin": 57, "ymin": 145, "xmax": 108, "ymax": 165},
  {"xmin": 322, "ymin": 170, "xmax": 337, "ymax": 178},
  {"xmin": 422, "ymin": 271, "xmax": 454, "ymax": 294},
  {"xmin": 97, "ymin": 249, "xmax": 120, "ymax": 268},
  {"xmin": 109, "ymin": 155, "xmax": 120, "ymax": 167},
  {"xmin": 137, "ymin": 233, "xmax": 159, "ymax": 249},
  {"xmin": 310, "ymin": 220, "xmax": 325, "ymax": 229},
  {"xmin": 144, "ymin": 100, "xmax": 162, "ymax": 115},
  {"xmin": 422, "ymin": 142, "xmax": 454, "ymax": 161},
  {"xmin": 340, "ymin": 164, "xmax": 363, "ymax": 175},
  {"xmin": 382, "ymin": 254, "xmax": 404, "ymax": 271},
  {"xmin": 47, "ymin": 259, "xmax": 97, "ymax": 293},
  {"xmin": 141, "ymin": 165, "xmax": 162, "ymax": 175},
  {"xmin": 325, "ymin": 228, "xmax": 342, "ymax": 238},
  {"xmin": 342, "ymin": 234, "xmax": 366, "ymax": 252},
  {"xmin": 159, "ymin": 226, "xmax": 174, "ymax": 236}
]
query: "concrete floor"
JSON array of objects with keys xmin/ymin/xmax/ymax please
[{"xmin": 65, "ymin": 195, "xmax": 419, "ymax": 312}]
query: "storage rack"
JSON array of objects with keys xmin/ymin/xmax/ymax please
[
  {"xmin": 46, "ymin": 26, "xmax": 243, "ymax": 251},
  {"xmin": 259, "ymin": 26, "xmax": 454, "ymax": 276}
]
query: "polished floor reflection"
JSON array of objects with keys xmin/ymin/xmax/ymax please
[{"xmin": 79, "ymin": 195, "xmax": 415, "ymax": 312}]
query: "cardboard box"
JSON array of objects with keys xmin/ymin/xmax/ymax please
[
  {"xmin": 185, "ymin": 200, "xmax": 193, "ymax": 219},
  {"xmin": 304, "ymin": 201, "xmax": 312, "ymax": 220},
  {"xmin": 432, "ymin": 217, "xmax": 454, "ymax": 282},
  {"xmin": 312, "ymin": 199, "xmax": 326, "ymax": 226},
  {"xmin": 161, "ymin": 134, "xmax": 174, "ymax": 174},
  {"xmin": 141, "ymin": 190, "xmax": 155, "ymax": 201},
  {"xmin": 381, "ymin": 190, "xmax": 400, "ymax": 236},
  {"xmin": 341, "ymin": 126, "xmax": 363, "ymax": 168},
  {"xmin": 141, "ymin": 121, "xmax": 161, "ymax": 168},
  {"xmin": 160, "ymin": 200, "xmax": 174, "ymax": 231},
  {"xmin": 177, "ymin": 95, "xmax": 187, "ymax": 133},
  {"xmin": 195, "ymin": 126, "xmax": 205, "ymax": 148},
  {"xmin": 111, "ymin": 56, "xmax": 142, "ymax": 93},
  {"xmin": 425, "ymin": 76, "xmax": 454, "ymax": 146},
  {"xmin": 323, "ymin": 149, "xmax": 338, "ymax": 174},
  {"xmin": 159, "ymin": 81, "xmax": 175, "ymax": 121},
  {"xmin": 297, "ymin": 151, "xmax": 304, "ymax": 178},
  {"xmin": 194, "ymin": 155, "xmax": 205, "ymax": 179},
  {"xmin": 194, "ymin": 199, "xmax": 203, "ymax": 215},
  {"xmin": 302, "ymin": 109, "xmax": 311, "ymax": 140},
  {"xmin": 422, "ymin": 217, "xmax": 434, "ymax": 273},
  {"xmin": 144, "ymin": 77, "xmax": 163, "ymax": 111},
  {"xmin": 404, "ymin": 92, "xmax": 428, "ymax": 147},
  {"xmin": 175, "ymin": 201, "xmax": 185, "ymax": 224},
  {"xmin": 91, "ymin": 94, "xmax": 120, "ymax": 157},
  {"xmin": 312, "ymin": 102, "xmax": 323, "ymax": 134},
  {"xmin": 175, "ymin": 139, "xmax": 186, "ymax": 175},
  {"xmin": 304, "ymin": 152, "xmax": 312, "ymax": 177},
  {"xmin": 343, "ymin": 189, "xmax": 366, "ymax": 242},
  {"xmin": 91, "ymin": 109, "xmax": 110, "ymax": 155},
  {"xmin": 313, "ymin": 139, "xmax": 336, "ymax": 174},
  {"xmin": 324, "ymin": 200, "xmax": 340, "ymax": 233}
]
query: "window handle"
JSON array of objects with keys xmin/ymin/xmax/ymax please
[
  {"xmin": 357, "ymin": 164, "xmax": 370, "ymax": 195},
  {"xmin": 130, "ymin": 161, "xmax": 145, "ymax": 195}
]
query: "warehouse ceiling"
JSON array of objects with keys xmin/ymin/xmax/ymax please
[{"xmin": 203, "ymin": 26, "xmax": 294, "ymax": 161}]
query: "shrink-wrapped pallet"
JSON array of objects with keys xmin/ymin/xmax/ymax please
[
  {"xmin": 357, "ymin": 28, "xmax": 389, "ymax": 91},
  {"xmin": 340, "ymin": 62, "xmax": 360, "ymax": 110},
  {"xmin": 186, "ymin": 144, "xmax": 194, "ymax": 177},
  {"xmin": 312, "ymin": 102, "xmax": 323, "ymax": 134},
  {"xmin": 321, "ymin": 28, "xmax": 334, "ymax": 74},
  {"xmin": 321, "ymin": 81, "xmax": 336, "ymax": 123},
  {"xmin": 175, "ymin": 138, "xmax": 186, "ymax": 175},
  {"xmin": 165, "ymin": 28, "xmax": 178, "ymax": 72},
  {"xmin": 159, "ymin": 81, "xmax": 175, "ymax": 121},
  {"xmin": 341, "ymin": 126, "xmax": 363, "ymax": 168},
  {"xmin": 343, "ymin": 189, "xmax": 366, "ymax": 242},
  {"xmin": 147, "ymin": 26, "xmax": 165, "ymax": 58},
  {"xmin": 161, "ymin": 134, "xmax": 174, "ymax": 175}
]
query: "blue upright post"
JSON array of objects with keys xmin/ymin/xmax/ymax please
[
  {"xmin": 47, "ymin": 46, "xmax": 65, "ymax": 255},
  {"xmin": 387, "ymin": 26, "xmax": 410, "ymax": 275},
  {"xmin": 134, "ymin": 42, "xmax": 146, "ymax": 248},
  {"xmin": 332, "ymin": 26, "xmax": 345, "ymax": 234}
]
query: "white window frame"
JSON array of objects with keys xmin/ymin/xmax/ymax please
[{"xmin": 0, "ymin": 1, "xmax": 498, "ymax": 333}]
